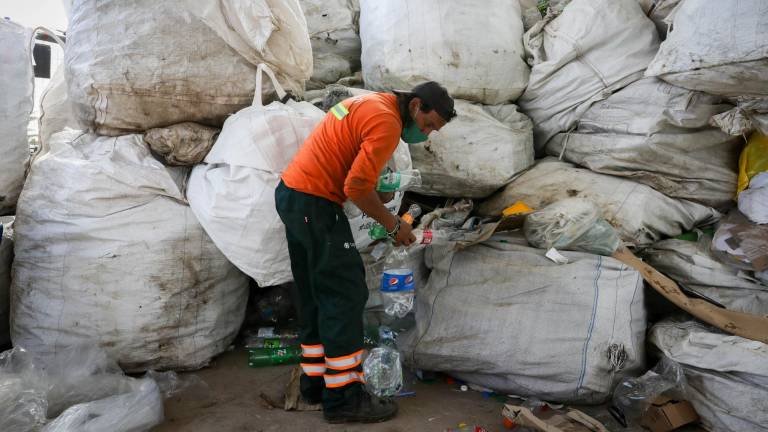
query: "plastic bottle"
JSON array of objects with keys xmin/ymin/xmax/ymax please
[
  {"xmin": 245, "ymin": 336, "xmax": 299, "ymax": 349},
  {"xmin": 376, "ymin": 169, "xmax": 422, "ymax": 193},
  {"xmin": 368, "ymin": 204, "xmax": 422, "ymax": 241},
  {"xmin": 363, "ymin": 326, "xmax": 403, "ymax": 397},
  {"xmin": 247, "ymin": 346, "xmax": 301, "ymax": 367}
]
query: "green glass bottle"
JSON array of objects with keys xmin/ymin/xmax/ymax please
[{"xmin": 248, "ymin": 346, "xmax": 301, "ymax": 367}]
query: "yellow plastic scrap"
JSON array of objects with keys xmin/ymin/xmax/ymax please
[
  {"xmin": 502, "ymin": 201, "xmax": 534, "ymax": 217},
  {"xmin": 738, "ymin": 132, "xmax": 768, "ymax": 195}
]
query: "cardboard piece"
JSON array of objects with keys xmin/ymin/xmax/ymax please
[
  {"xmin": 640, "ymin": 396, "xmax": 699, "ymax": 432},
  {"xmin": 502, "ymin": 404, "xmax": 609, "ymax": 432},
  {"xmin": 613, "ymin": 246, "xmax": 768, "ymax": 344}
]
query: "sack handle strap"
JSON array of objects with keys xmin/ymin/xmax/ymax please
[{"xmin": 254, "ymin": 63, "xmax": 287, "ymax": 107}]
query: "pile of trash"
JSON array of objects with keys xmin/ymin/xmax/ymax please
[{"xmin": 0, "ymin": 0, "xmax": 767, "ymax": 430}]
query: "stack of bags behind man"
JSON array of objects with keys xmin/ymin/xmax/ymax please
[{"xmin": 12, "ymin": 0, "xmax": 314, "ymax": 372}]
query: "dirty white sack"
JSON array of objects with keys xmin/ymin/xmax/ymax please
[
  {"xmin": 12, "ymin": 131, "xmax": 249, "ymax": 372},
  {"xmin": 518, "ymin": 0, "xmax": 659, "ymax": 152},
  {"xmin": 478, "ymin": 158, "xmax": 721, "ymax": 247},
  {"xmin": 409, "ymin": 100, "xmax": 534, "ymax": 199},
  {"xmin": 545, "ymin": 78, "xmax": 741, "ymax": 210},
  {"xmin": 738, "ymin": 172, "xmax": 768, "ymax": 225},
  {"xmin": 0, "ymin": 19, "xmax": 34, "ymax": 215},
  {"xmin": 650, "ymin": 318, "xmax": 768, "ymax": 432},
  {"xmin": 360, "ymin": 0, "xmax": 529, "ymax": 105},
  {"xmin": 400, "ymin": 232, "xmax": 646, "ymax": 403}
]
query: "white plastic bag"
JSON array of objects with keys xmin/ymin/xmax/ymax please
[
  {"xmin": 66, "ymin": 0, "xmax": 312, "ymax": 135},
  {"xmin": 187, "ymin": 64, "xmax": 326, "ymax": 287},
  {"xmin": 0, "ymin": 19, "xmax": 34, "ymax": 215},
  {"xmin": 12, "ymin": 131, "xmax": 249, "ymax": 371},
  {"xmin": 479, "ymin": 158, "xmax": 720, "ymax": 247},
  {"xmin": 738, "ymin": 172, "xmax": 768, "ymax": 225},
  {"xmin": 360, "ymin": 0, "xmax": 529, "ymax": 105},
  {"xmin": 518, "ymin": 0, "xmax": 659, "ymax": 151},
  {"xmin": 409, "ymin": 101, "xmax": 534, "ymax": 198}
]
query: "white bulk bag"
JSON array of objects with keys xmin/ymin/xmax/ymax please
[
  {"xmin": 643, "ymin": 239, "xmax": 768, "ymax": 315},
  {"xmin": 299, "ymin": 0, "xmax": 361, "ymax": 88},
  {"xmin": 38, "ymin": 65, "xmax": 79, "ymax": 158},
  {"xmin": 646, "ymin": 0, "xmax": 768, "ymax": 98},
  {"xmin": 0, "ymin": 19, "xmax": 34, "ymax": 215},
  {"xmin": 360, "ymin": 0, "xmax": 529, "ymax": 105},
  {"xmin": 66, "ymin": 0, "xmax": 312, "ymax": 135},
  {"xmin": 545, "ymin": 78, "xmax": 741, "ymax": 210},
  {"xmin": 739, "ymin": 172, "xmax": 768, "ymax": 225},
  {"xmin": 650, "ymin": 318, "xmax": 768, "ymax": 432},
  {"xmin": 409, "ymin": 100, "xmax": 534, "ymax": 199},
  {"xmin": 518, "ymin": 0, "xmax": 659, "ymax": 152},
  {"xmin": 478, "ymin": 158, "xmax": 720, "ymax": 247},
  {"xmin": 12, "ymin": 131, "xmax": 249, "ymax": 372},
  {"xmin": 187, "ymin": 65, "xmax": 326, "ymax": 287},
  {"xmin": 0, "ymin": 219, "xmax": 13, "ymax": 348},
  {"xmin": 401, "ymin": 232, "xmax": 646, "ymax": 403}
]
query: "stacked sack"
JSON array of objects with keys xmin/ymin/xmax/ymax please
[{"xmin": 13, "ymin": 0, "xmax": 315, "ymax": 371}]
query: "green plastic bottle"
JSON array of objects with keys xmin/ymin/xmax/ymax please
[{"xmin": 248, "ymin": 346, "xmax": 301, "ymax": 367}]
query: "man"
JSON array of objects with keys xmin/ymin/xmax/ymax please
[{"xmin": 275, "ymin": 81, "xmax": 456, "ymax": 423}]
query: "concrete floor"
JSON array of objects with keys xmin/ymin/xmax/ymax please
[{"xmin": 153, "ymin": 348, "xmax": 508, "ymax": 432}]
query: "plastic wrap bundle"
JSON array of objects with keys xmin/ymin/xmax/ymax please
[
  {"xmin": 518, "ymin": 0, "xmax": 660, "ymax": 151},
  {"xmin": 299, "ymin": 0, "xmax": 361, "ymax": 88},
  {"xmin": 650, "ymin": 318, "xmax": 768, "ymax": 431},
  {"xmin": 409, "ymin": 100, "xmax": 534, "ymax": 199},
  {"xmin": 400, "ymin": 232, "xmax": 646, "ymax": 403},
  {"xmin": 360, "ymin": 0, "xmax": 529, "ymax": 105},
  {"xmin": 643, "ymin": 238, "xmax": 768, "ymax": 315},
  {"xmin": 646, "ymin": 0, "xmax": 768, "ymax": 137},
  {"xmin": 187, "ymin": 65, "xmax": 326, "ymax": 287},
  {"xmin": 479, "ymin": 158, "xmax": 720, "ymax": 247},
  {"xmin": 12, "ymin": 131, "xmax": 249, "ymax": 371},
  {"xmin": 545, "ymin": 78, "xmax": 741, "ymax": 210},
  {"xmin": 144, "ymin": 123, "xmax": 220, "ymax": 166},
  {"xmin": 524, "ymin": 198, "xmax": 621, "ymax": 256},
  {"xmin": 65, "ymin": 0, "xmax": 312, "ymax": 135},
  {"xmin": 0, "ymin": 19, "xmax": 34, "ymax": 215}
]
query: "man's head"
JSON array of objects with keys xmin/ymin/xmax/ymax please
[{"xmin": 395, "ymin": 81, "xmax": 456, "ymax": 141}]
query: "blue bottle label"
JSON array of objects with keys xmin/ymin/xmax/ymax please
[{"xmin": 381, "ymin": 269, "xmax": 415, "ymax": 292}]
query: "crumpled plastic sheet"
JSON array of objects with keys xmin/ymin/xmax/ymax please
[{"xmin": 611, "ymin": 357, "xmax": 688, "ymax": 423}]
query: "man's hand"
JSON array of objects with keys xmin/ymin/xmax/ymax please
[
  {"xmin": 377, "ymin": 191, "xmax": 395, "ymax": 203},
  {"xmin": 393, "ymin": 217, "xmax": 416, "ymax": 247}
]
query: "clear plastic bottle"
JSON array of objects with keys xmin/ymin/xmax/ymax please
[
  {"xmin": 380, "ymin": 245, "xmax": 415, "ymax": 318},
  {"xmin": 368, "ymin": 204, "xmax": 422, "ymax": 241},
  {"xmin": 376, "ymin": 169, "xmax": 422, "ymax": 193},
  {"xmin": 363, "ymin": 326, "xmax": 403, "ymax": 397}
]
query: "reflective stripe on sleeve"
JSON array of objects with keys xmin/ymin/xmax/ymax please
[
  {"xmin": 324, "ymin": 371, "xmax": 365, "ymax": 388},
  {"xmin": 325, "ymin": 349, "xmax": 364, "ymax": 370}
]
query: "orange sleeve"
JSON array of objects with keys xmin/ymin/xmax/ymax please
[{"xmin": 343, "ymin": 112, "xmax": 401, "ymax": 200}]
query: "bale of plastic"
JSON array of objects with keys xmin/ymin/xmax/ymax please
[
  {"xmin": 545, "ymin": 78, "xmax": 742, "ymax": 210},
  {"xmin": 400, "ymin": 232, "xmax": 646, "ymax": 403},
  {"xmin": 359, "ymin": 0, "xmax": 529, "ymax": 105},
  {"xmin": 65, "ymin": 0, "xmax": 312, "ymax": 135},
  {"xmin": 643, "ymin": 237, "xmax": 768, "ymax": 315},
  {"xmin": 0, "ymin": 19, "xmax": 34, "ymax": 215},
  {"xmin": 518, "ymin": 0, "xmax": 660, "ymax": 152},
  {"xmin": 12, "ymin": 130, "xmax": 249, "ymax": 372},
  {"xmin": 299, "ymin": 0, "xmax": 361, "ymax": 89},
  {"xmin": 479, "ymin": 158, "xmax": 721, "ymax": 247},
  {"xmin": 650, "ymin": 317, "xmax": 768, "ymax": 432},
  {"xmin": 409, "ymin": 100, "xmax": 534, "ymax": 199}
]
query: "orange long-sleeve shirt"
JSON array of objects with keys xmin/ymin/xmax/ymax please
[{"xmin": 281, "ymin": 92, "xmax": 403, "ymax": 205}]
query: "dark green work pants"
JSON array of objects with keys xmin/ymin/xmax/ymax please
[{"xmin": 275, "ymin": 181, "xmax": 368, "ymax": 408}]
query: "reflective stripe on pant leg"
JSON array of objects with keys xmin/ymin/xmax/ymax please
[
  {"xmin": 301, "ymin": 363, "xmax": 326, "ymax": 376},
  {"xmin": 301, "ymin": 344, "xmax": 324, "ymax": 358},
  {"xmin": 325, "ymin": 349, "xmax": 364, "ymax": 371},
  {"xmin": 324, "ymin": 371, "xmax": 365, "ymax": 388}
]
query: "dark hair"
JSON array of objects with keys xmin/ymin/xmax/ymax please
[{"xmin": 395, "ymin": 92, "xmax": 436, "ymax": 125}]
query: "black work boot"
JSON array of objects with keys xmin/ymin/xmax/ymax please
[
  {"xmin": 322, "ymin": 384, "xmax": 398, "ymax": 424},
  {"xmin": 300, "ymin": 374, "xmax": 324, "ymax": 405}
]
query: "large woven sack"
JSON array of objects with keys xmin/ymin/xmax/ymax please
[
  {"xmin": 401, "ymin": 232, "xmax": 646, "ymax": 403},
  {"xmin": 360, "ymin": 0, "xmax": 529, "ymax": 105},
  {"xmin": 409, "ymin": 100, "xmax": 534, "ymax": 199},
  {"xmin": 187, "ymin": 65, "xmax": 325, "ymax": 287},
  {"xmin": 643, "ymin": 238, "xmax": 768, "ymax": 315},
  {"xmin": 518, "ymin": 0, "xmax": 659, "ymax": 152},
  {"xmin": 545, "ymin": 78, "xmax": 741, "ymax": 210},
  {"xmin": 478, "ymin": 158, "xmax": 720, "ymax": 247},
  {"xmin": 0, "ymin": 19, "xmax": 34, "ymax": 215},
  {"xmin": 650, "ymin": 318, "xmax": 768, "ymax": 432},
  {"xmin": 66, "ymin": 0, "xmax": 312, "ymax": 135},
  {"xmin": 12, "ymin": 131, "xmax": 249, "ymax": 371}
]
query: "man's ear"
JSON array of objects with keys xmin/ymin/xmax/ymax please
[{"xmin": 408, "ymin": 97, "xmax": 421, "ymax": 114}]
